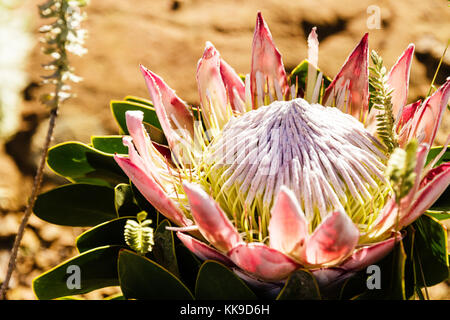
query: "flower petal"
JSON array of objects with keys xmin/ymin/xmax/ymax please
[
  {"xmin": 182, "ymin": 182, "xmax": 242, "ymax": 252},
  {"xmin": 387, "ymin": 44, "xmax": 415, "ymax": 120},
  {"xmin": 114, "ymin": 155, "xmax": 191, "ymax": 227},
  {"xmin": 305, "ymin": 27, "xmax": 319, "ymax": 102},
  {"xmin": 303, "ymin": 211, "xmax": 359, "ymax": 266},
  {"xmin": 228, "ymin": 242, "xmax": 300, "ymax": 281},
  {"xmin": 323, "ymin": 33, "xmax": 369, "ymax": 122},
  {"xmin": 268, "ymin": 187, "xmax": 308, "ymax": 258},
  {"xmin": 176, "ymin": 232, "xmax": 234, "ymax": 266},
  {"xmin": 408, "ymin": 79, "xmax": 450, "ymax": 146},
  {"xmin": 219, "ymin": 58, "xmax": 246, "ymax": 113},
  {"xmin": 250, "ymin": 12, "xmax": 289, "ymax": 108},
  {"xmin": 196, "ymin": 42, "xmax": 231, "ymax": 131},
  {"xmin": 397, "ymin": 100, "xmax": 422, "ymax": 147},
  {"xmin": 399, "ymin": 162, "xmax": 450, "ymax": 228},
  {"xmin": 140, "ymin": 65, "xmax": 195, "ymax": 150},
  {"xmin": 340, "ymin": 235, "xmax": 399, "ymax": 271}
]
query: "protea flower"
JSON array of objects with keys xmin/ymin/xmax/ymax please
[{"xmin": 113, "ymin": 12, "xmax": 450, "ymax": 292}]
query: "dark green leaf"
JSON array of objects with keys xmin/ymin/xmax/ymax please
[
  {"xmin": 47, "ymin": 142, "xmax": 128, "ymax": 187},
  {"xmin": 124, "ymin": 95, "xmax": 153, "ymax": 107},
  {"xmin": 34, "ymin": 183, "xmax": 117, "ymax": 227},
  {"xmin": 150, "ymin": 220, "xmax": 179, "ymax": 277},
  {"xmin": 33, "ymin": 246, "xmax": 121, "ymax": 300},
  {"xmin": 76, "ymin": 217, "xmax": 134, "ymax": 253},
  {"xmin": 175, "ymin": 243, "xmax": 201, "ymax": 292},
  {"xmin": 425, "ymin": 146, "xmax": 450, "ymax": 167},
  {"xmin": 110, "ymin": 100, "xmax": 162, "ymax": 133},
  {"xmin": 276, "ymin": 269, "xmax": 321, "ymax": 300},
  {"xmin": 118, "ymin": 249, "xmax": 194, "ymax": 300},
  {"xmin": 289, "ymin": 59, "xmax": 331, "ymax": 97},
  {"xmin": 411, "ymin": 214, "xmax": 449, "ymax": 287},
  {"xmin": 91, "ymin": 135, "xmax": 128, "ymax": 155},
  {"xmin": 195, "ymin": 261, "xmax": 257, "ymax": 300},
  {"xmin": 425, "ymin": 210, "xmax": 450, "ymax": 221},
  {"xmin": 114, "ymin": 183, "xmax": 141, "ymax": 216}
]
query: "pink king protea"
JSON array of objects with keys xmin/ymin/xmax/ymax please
[{"xmin": 113, "ymin": 12, "xmax": 450, "ymax": 289}]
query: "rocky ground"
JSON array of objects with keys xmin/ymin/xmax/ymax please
[{"xmin": 0, "ymin": 0, "xmax": 449, "ymax": 299}]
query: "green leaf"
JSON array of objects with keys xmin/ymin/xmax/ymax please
[
  {"xmin": 289, "ymin": 59, "xmax": 331, "ymax": 97},
  {"xmin": 276, "ymin": 269, "xmax": 321, "ymax": 300},
  {"xmin": 425, "ymin": 209, "xmax": 450, "ymax": 221},
  {"xmin": 118, "ymin": 249, "xmax": 194, "ymax": 300},
  {"xmin": 411, "ymin": 214, "xmax": 449, "ymax": 287},
  {"xmin": 91, "ymin": 135, "xmax": 128, "ymax": 155},
  {"xmin": 76, "ymin": 217, "xmax": 134, "ymax": 253},
  {"xmin": 425, "ymin": 146, "xmax": 450, "ymax": 167},
  {"xmin": 110, "ymin": 100, "xmax": 162, "ymax": 133},
  {"xmin": 175, "ymin": 243, "xmax": 201, "ymax": 292},
  {"xmin": 47, "ymin": 141, "xmax": 128, "ymax": 187},
  {"xmin": 150, "ymin": 220, "xmax": 179, "ymax": 277},
  {"xmin": 124, "ymin": 95, "xmax": 153, "ymax": 107},
  {"xmin": 195, "ymin": 261, "xmax": 257, "ymax": 300},
  {"xmin": 34, "ymin": 183, "xmax": 117, "ymax": 227},
  {"xmin": 114, "ymin": 183, "xmax": 142, "ymax": 217},
  {"xmin": 33, "ymin": 246, "xmax": 121, "ymax": 300}
]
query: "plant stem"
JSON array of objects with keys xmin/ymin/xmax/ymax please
[{"xmin": 0, "ymin": 106, "xmax": 58, "ymax": 300}]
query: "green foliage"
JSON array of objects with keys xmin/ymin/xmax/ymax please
[
  {"xmin": 150, "ymin": 220, "xmax": 179, "ymax": 277},
  {"xmin": 369, "ymin": 50, "xmax": 398, "ymax": 153},
  {"xmin": 34, "ymin": 183, "xmax": 117, "ymax": 226},
  {"xmin": 91, "ymin": 135, "xmax": 128, "ymax": 155},
  {"xmin": 276, "ymin": 269, "xmax": 321, "ymax": 300},
  {"xmin": 33, "ymin": 246, "xmax": 121, "ymax": 300},
  {"xmin": 110, "ymin": 100, "xmax": 168, "ymax": 145},
  {"xmin": 195, "ymin": 261, "xmax": 257, "ymax": 300},
  {"xmin": 118, "ymin": 249, "xmax": 194, "ymax": 300},
  {"xmin": 47, "ymin": 141, "xmax": 128, "ymax": 187},
  {"xmin": 76, "ymin": 217, "xmax": 131, "ymax": 253}
]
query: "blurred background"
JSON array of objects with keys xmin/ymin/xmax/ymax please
[{"xmin": 0, "ymin": 0, "xmax": 449, "ymax": 299}]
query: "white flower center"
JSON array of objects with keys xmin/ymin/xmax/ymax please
[{"xmin": 201, "ymin": 98, "xmax": 388, "ymax": 236}]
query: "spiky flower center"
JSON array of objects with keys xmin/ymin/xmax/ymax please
[{"xmin": 200, "ymin": 98, "xmax": 389, "ymax": 241}]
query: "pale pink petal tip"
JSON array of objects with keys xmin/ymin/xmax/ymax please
[
  {"xmin": 182, "ymin": 182, "xmax": 241, "ymax": 253},
  {"xmin": 268, "ymin": 187, "xmax": 308, "ymax": 258},
  {"xmin": 140, "ymin": 64, "xmax": 194, "ymax": 147},
  {"xmin": 304, "ymin": 210, "xmax": 359, "ymax": 266},
  {"xmin": 387, "ymin": 44, "xmax": 415, "ymax": 120},
  {"xmin": 196, "ymin": 42, "xmax": 229, "ymax": 129},
  {"xmin": 228, "ymin": 242, "xmax": 300, "ymax": 281}
]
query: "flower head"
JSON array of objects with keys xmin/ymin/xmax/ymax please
[{"xmin": 114, "ymin": 12, "xmax": 450, "ymax": 286}]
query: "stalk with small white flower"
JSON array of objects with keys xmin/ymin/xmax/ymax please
[{"xmin": 0, "ymin": 0, "xmax": 88, "ymax": 300}]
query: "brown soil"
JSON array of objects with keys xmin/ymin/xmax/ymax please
[{"xmin": 0, "ymin": 0, "xmax": 449, "ymax": 299}]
